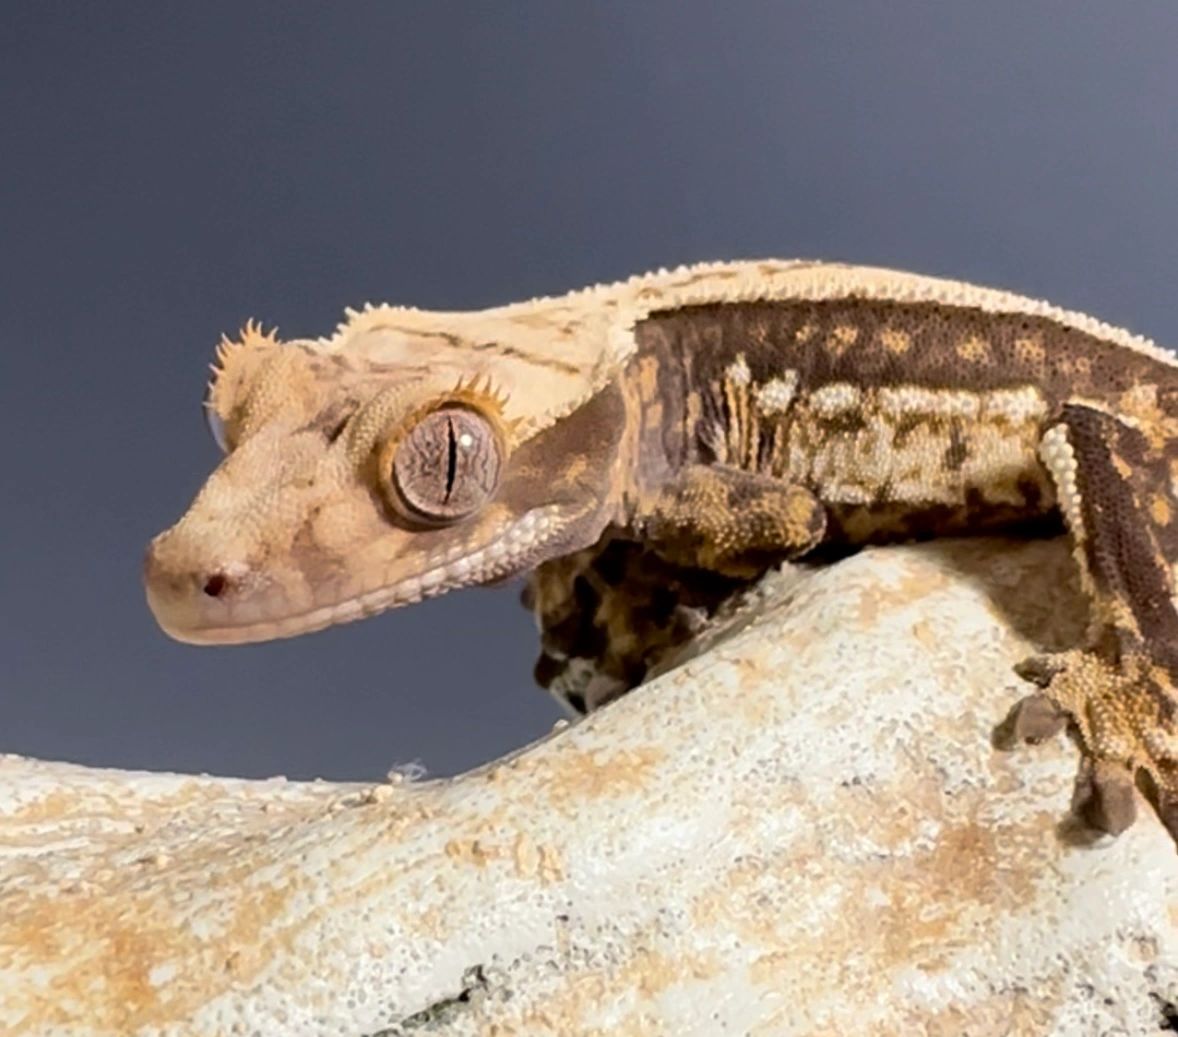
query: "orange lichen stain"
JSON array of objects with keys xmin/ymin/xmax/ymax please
[
  {"xmin": 526, "ymin": 746, "xmax": 666, "ymax": 814},
  {"xmin": 840, "ymin": 774, "xmax": 945, "ymax": 851},
  {"xmin": 537, "ymin": 842, "xmax": 566, "ymax": 883},
  {"xmin": 865, "ymin": 818, "xmax": 1040, "ymax": 973},
  {"xmin": 513, "ymin": 831, "xmax": 540, "ymax": 878},
  {"xmin": 499, "ymin": 975, "xmax": 609, "ymax": 1037},
  {"xmin": 1127, "ymin": 934, "xmax": 1160, "ymax": 963},
  {"xmin": 910, "ymin": 618, "xmax": 941, "ymax": 649},
  {"xmin": 0, "ymin": 861, "xmax": 298, "ymax": 1033},
  {"xmin": 689, "ymin": 853, "xmax": 805, "ymax": 945},
  {"xmin": 441, "ymin": 826, "xmax": 565, "ymax": 885},
  {"xmin": 624, "ymin": 946, "xmax": 718, "ymax": 997},
  {"xmin": 749, "ymin": 949, "xmax": 794, "ymax": 985},
  {"xmin": 854, "ymin": 564, "xmax": 952, "ymax": 627},
  {"xmin": 6, "ymin": 779, "xmax": 229, "ymax": 825},
  {"xmin": 895, "ymin": 988, "xmax": 1061, "ymax": 1037},
  {"xmin": 754, "ymin": 986, "xmax": 1060, "ymax": 1036},
  {"xmin": 732, "ymin": 652, "xmax": 773, "ymax": 687},
  {"xmin": 6, "ymin": 789, "xmax": 90, "ymax": 823},
  {"xmin": 728, "ymin": 654, "xmax": 778, "ymax": 725},
  {"xmin": 4, "ymin": 791, "xmax": 454, "ymax": 1027},
  {"xmin": 509, "ymin": 947, "xmax": 719, "ymax": 1037},
  {"xmin": 1151, "ymin": 493, "xmax": 1173, "ymax": 526},
  {"xmin": 445, "ymin": 837, "xmax": 497, "ymax": 866}
]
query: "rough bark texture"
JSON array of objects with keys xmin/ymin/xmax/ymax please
[{"xmin": 2, "ymin": 538, "xmax": 1177, "ymax": 1036}]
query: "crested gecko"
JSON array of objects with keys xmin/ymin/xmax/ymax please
[{"xmin": 144, "ymin": 260, "xmax": 1178, "ymax": 845}]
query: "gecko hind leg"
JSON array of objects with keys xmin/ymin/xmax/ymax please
[
  {"xmin": 637, "ymin": 463, "xmax": 826, "ymax": 578},
  {"xmin": 999, "ymin": 403, "xmax": 1178, "ymax": 843}
]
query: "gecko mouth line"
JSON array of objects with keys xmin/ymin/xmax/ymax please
[{"xmin": 150, "ymin": 507, "xmax": 563, "ymax": 645}]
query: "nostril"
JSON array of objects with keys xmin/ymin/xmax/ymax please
[{"xmin": 202, "ymin": 573, "xmax": 229, "ymax": 598}]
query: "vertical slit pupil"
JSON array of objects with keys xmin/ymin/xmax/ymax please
[{"xmin": 444, "ymin": 416, "xmax": 458, "ymax": 502}]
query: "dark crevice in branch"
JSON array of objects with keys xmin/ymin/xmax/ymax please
[{"xmin": 366, "ymin": 965, "xmax": 490, "ymax": 1036}]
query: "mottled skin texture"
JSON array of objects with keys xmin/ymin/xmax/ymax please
[{"xmin": 145, "ymin": 260, "xmax": 1178, "ymax": 846}]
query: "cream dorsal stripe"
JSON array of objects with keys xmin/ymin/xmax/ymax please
[{"xmin": 322, "ymin": 260, "xmax": 1174, "ymax": 369}]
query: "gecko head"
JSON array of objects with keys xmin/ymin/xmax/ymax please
[{"xmin": 144, "ymin": 320, "xmax": 628, "ymax": 645}]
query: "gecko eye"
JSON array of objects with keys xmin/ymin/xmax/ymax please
[{"xmin": 389, "ymin": 406, "xmax": 504, "ymax": 523}]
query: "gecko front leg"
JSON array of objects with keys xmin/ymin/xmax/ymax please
[
  {"xmin": 526, "ymin": 464, "xmax": 824, "ymax": 713},
  {"xmin": 636, "ymin": 464, "xmax": 826, "ymax": 577},
  {"xmin": 1000, "ymin": 403, "xmax": 1178, "ymax": 842},
  {"xmin": 526, "ymin": 536, "xmax": 750, "ymax": 714}
]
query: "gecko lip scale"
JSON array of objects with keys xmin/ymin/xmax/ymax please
[{"xmin": 146, "ymin": 507, "xmax": 561, "ymax": 645}]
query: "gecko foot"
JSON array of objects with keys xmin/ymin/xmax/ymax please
[{"xmin": 999, "ymin": 647, "xmax": 1178, "ymax": 844}]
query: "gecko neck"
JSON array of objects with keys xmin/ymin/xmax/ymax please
[{"xmin": 616, "ymin": 323, "xmax": 699, "ymax": 526}]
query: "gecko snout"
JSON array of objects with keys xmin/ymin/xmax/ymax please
[
  {"xmin": 143, "ymin": 537, "xmax": 240, "ymax": 599},
  {"xmin": 142, "ymin": 531, "xmax": 259, "ymax": 643}
]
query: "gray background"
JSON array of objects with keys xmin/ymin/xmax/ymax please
[{"xmin": 5, "ymin": 3, "xmax": 1178, "ymax": 781}]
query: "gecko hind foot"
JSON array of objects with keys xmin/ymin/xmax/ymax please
[{"xmin": 999, "ymin": 647, "xmax": 1178, "ymax": 844}]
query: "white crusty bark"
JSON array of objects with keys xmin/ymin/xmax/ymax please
[{"xmin": 2, "ymin": 538, "xmax": 1177, "ymax": 1036}]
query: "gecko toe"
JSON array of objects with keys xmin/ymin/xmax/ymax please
[
  {"xmin": 1071, "ymin": 757, "xmax": 1137, "ymax": 836},
  {"xmin": 1013, "ymin": 653, "xmax": 1064, "ymax": 688},
  {"xmin": 1157, "ymin": 790, "xmax": 1178, "ymax": 847},
  {"xmin": 994, "ymin": 689, "xmax": 1068, "ymax": 749}
]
